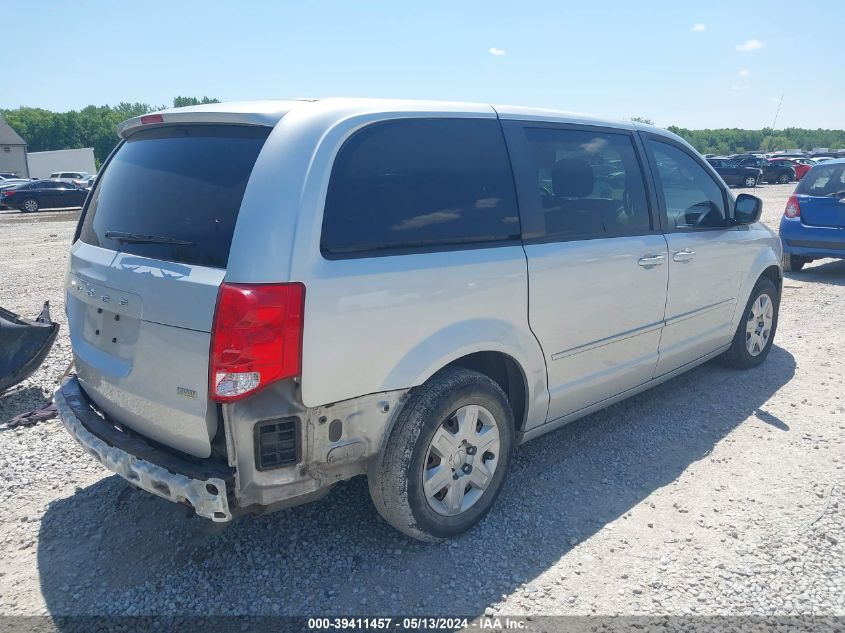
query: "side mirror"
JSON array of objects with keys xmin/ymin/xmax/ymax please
[{"xmin": 734, "ymin": 193, "xmax": 762, "ymax": 224}]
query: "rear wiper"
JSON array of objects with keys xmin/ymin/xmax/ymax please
[
  {"xmin": 824, "ymin": 190, "xmax": 845, "ymax": 198},
  {"xmin": 104, "ymin": 231, "xmax": 196, "ymax": 246}
]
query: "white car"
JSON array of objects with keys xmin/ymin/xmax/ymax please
[
  {"xmin": 55, "ymin": 99, "xmax": 782, "ymax": 541},
  {"xmin": 49, "ymin": 171, "xmax": 91, "ymax": 184}
]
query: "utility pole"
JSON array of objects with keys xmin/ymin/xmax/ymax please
[{"xmin": 772, "ymin": 93, "xmax": 784, "ymax": 129}]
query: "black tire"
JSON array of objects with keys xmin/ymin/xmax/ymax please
[
  {"xmin": 722, "ymin": 277, "xmax": 779, "ymax": 369},
  {"xmin": 21, "ymin": 197, "xmax": 39, "ymax": 213},
  {"xmin": 744, "ymin": 175, "xmax": 757, "ymax": 188},
  {"xmin": 777, "ymin": 173, "xmax": 790, "ymax": 184},
  {"xmin": 782, "ymin": 253, "xmax": 805, "ymax": 272},
  {"xmin": 368, "ymin": 367, "xmax": 514, "ymax": 542}
]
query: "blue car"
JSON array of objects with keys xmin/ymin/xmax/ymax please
[{"xmin": 779, "ymin": 158, "xmax": 845, "ymax": 271}]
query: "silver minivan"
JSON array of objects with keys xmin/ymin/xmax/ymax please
[{"xmin": 56, "ymin": 99, "xmax": 782, "ymax": 541}]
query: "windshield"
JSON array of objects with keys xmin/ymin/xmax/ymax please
[{"xmin": 79, "ymin": 124, "xmax": 270, "ymax": 268}]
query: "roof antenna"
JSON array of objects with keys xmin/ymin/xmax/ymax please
[{"xmin": 771, "ymin": 93, "xmax": 784, "ymax": 129}]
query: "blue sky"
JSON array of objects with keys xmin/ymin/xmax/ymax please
[{"xmin": 5, "ymin": 1, "xmax": 843, "ymax": 129}]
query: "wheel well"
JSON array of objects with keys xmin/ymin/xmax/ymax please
[
  {"xmin": 760, "ymin": 264, "xmax": 783, "ymax": 295},
  {"xmin": 446, "ymin": 352, "xmax": 528, "ymax": 432}
]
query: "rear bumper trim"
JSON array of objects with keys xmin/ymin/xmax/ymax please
[
  {"xmin": 784, "ymin": 238, "xmax": 845, "ymax": 251},
  {"xmin": 55, "ymin": 376, "xmax": 233, "ymax": 522}
]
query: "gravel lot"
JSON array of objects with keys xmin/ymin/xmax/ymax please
[{"xmin": 0, "ymin": 185, "xmax": 843, "ymax": 622}]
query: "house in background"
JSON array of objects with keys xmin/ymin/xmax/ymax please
[{"xmin": 0, "ymin": 117, "xmax": 29, "ymax": 178}]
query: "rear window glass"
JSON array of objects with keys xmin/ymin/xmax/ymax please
[
  {"xmin": 321, "ymin": 118, "xmax": 520, "ymax": 257},
  {"xmin": 79, "ymin": 125, "xmax": 270, "ymax": 268},
  {"xmin": 797, "ymin": 164, "xmax": 845, "ymax": 195}
]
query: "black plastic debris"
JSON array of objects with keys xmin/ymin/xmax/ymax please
[{"xmin": 0, "ymin": 301, "xmax": 60, "ymax": 394}]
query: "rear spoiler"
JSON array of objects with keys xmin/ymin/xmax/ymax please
[{"xmin": 116, "ymin": 101, "xmax": 308, "ymax": 138}]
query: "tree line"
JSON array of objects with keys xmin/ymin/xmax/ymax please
[
  {"xmin": 0, "ymin": 97, "xmax": 219, "ymax": 167},
  {"xmin": 666, "ymin": 126, "xmax": 845, "ymax": 156},
  {"xmin": 1, "ymin": 99, "xmax": 843, "ymax": 168}
]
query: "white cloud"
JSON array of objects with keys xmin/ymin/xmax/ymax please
[
  {"xmin": 738, "ymin": 69, "xmax": 751, "ymax": 77},
  {"xmin": 488, "ymin": 47, "xmax": 506, "ymax": 56},
  {"xmin": 736, "ymin": 39, "xmax": 763, "ymax": 52},
  {"xmin": 692, "ymin": 23, "xmax": 706, "ymax": 32},
  {"xmin": 730, "ymin": 85, "xmax": 745, "ymax": 91}
]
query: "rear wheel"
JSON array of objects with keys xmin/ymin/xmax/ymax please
[
  {"xmin": 744, "ymin": 175, "xmax": 758, "ymax": 188},
  {"xmin": 21, "ymin": 198, "xmax": 39, "ymax": 213},
  {"xmin": 722, "ymin": 277, "xmax": 779, "ymax": 369},
  {"xmin": 777, "ymin": 173, "xmax": 790, "ymax": 184},
  {"xmin": 368, "ymin": 367, "xmax": 514, "ymax": 542},
  {"xmin": 783, "ymin": 253, "xmax": 806, "ymax": 272}
]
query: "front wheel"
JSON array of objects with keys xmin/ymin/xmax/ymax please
[
  {"xmin": 722, "ymin": 277, "xmax": 779, "ymax": 369},
  {"xmin": 777, "ymin": 173, "xmax": 790, "ymax": 184},
  {"xmin": 21, "ymin": 198, "xmax": 39, "ymax": 213},
  {"xmin": 744, "ymin": 175, "xmax": 758, "ymax": 188},
  {"xmin": 368, "ymin": 367, "xmax": 514, "ymax": 542}
]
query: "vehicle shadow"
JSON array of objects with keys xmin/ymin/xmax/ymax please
[
  {"xmin": 37, "ymin": 346, "xmax": 796, "ymax": 619},
  {"xmin": 785, "ymin": 258, "xmax": 845, "ymax": 287}
]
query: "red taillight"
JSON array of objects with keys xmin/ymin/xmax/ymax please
[
  {"xmin": 140, "ymin": 114, "xmax": 164, "ymax": 125},
  {"xmin": 2, "ymin": 190, "xmax": 13, "ymax": 197},
  {"xmin": 209, "ymin": 282, "xmax": 305, "ymax": 402},
  {"xmin": 784, "ymin": 194, "xmax": 801, "ymax": 219}
]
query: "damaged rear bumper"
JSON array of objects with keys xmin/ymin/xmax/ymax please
[
  {"xmin": 54, "ymin": 375, "xmax": 234, "ymax": 522},
  {"xmin": 0, "ymin": 301, "xmax": 59, "ymax": 393}
]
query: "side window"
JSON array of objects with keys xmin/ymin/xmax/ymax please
[
  {"xmin": 321, "ymin": 118, "xmax": 520, "ymax": 257},
  {"xmin": 518, "ymin": 127, "xmax": 651, "ymax": 240},
  {"xmin": 649, "ymin": 140, "xmax": 726, "ymax": 230}
]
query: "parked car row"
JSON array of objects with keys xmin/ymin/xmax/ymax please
[
  {"xmin": 1, "ymin": 179, "xmax": 89, "ymax": 212},
  {"xmin": 705, "ymin": 156, "xmax": 797, "ymax": 188}
]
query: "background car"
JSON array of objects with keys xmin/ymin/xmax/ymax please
[
  {"xmin": 1, "ymin": 179, "xmax": 88, "ymax": 212},
  {"xmin": 706, "ymin": 157, "xmax": 761, "ymax": 187},
  {"xmin": 0, "ymin": 178, "xmax": 31, "ymax": 208},
  {"xmin": 49, "ymin": 171, "xmax": 91, "ymax": 183},
  {"xmin": 77, "ymin": 174, "xmax": 97, "ymax": 189},
  {"xmin": 735, "ymin": 157, "xmax": 795, "ymax": 184},
  {"xmin": 779, "ymin": 158, "xmax": 845, "ymax": 271},
  {"xmin": 770, "ymin": 157, "xmax": 811, "ymax": 180}
]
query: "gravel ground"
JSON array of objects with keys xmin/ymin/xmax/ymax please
[{"xmin": 0, "ymin": 185, "xmax": 843, "ymax": 622}]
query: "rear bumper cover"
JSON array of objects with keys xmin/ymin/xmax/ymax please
[
  {"xmin": 55, "ymin": 375, "xmax": 234, "ymax": 522},
  {"xmin": 780, "ymin": 220, "xmax": 845, "ymax": 259}
]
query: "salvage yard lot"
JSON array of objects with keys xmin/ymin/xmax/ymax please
[{"xmin": 0, "ymin": 184, "xmax": 842, "ymax": 619}]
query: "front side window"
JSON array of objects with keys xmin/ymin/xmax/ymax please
[
  {"xmin": 518, "ymin": 127, "xmax": 651, "ymax": 240},
  {"xmin": 321, "ymin": 118, "xmax": 520, "ymax": 257},
  {"xmin": 649, "ymin": 140, "xmax": 726, "ymax": 230}
]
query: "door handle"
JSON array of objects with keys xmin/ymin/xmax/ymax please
[
  {"xmin": 673, "ymin": 249, "xmax": 696, "ymax": 262},
  {"xmin": 638, "ymin": 253, "xmax": 665, "ymax": 267}
]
